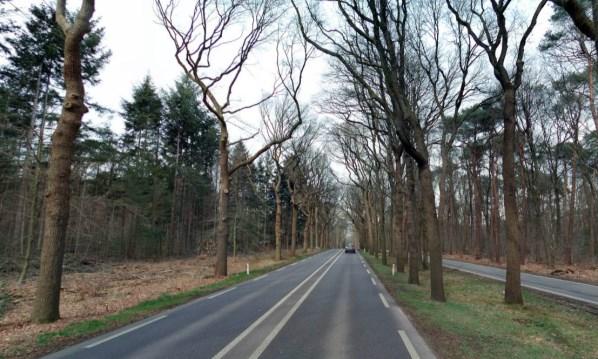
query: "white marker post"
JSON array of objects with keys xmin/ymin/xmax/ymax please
[
  {"xmin": 392, "ymin": 264, "xmax": 396, "ymax": 276},
  {"xmin": 246, "ymin": 263, "xmax": 250, "ymax": 275}
]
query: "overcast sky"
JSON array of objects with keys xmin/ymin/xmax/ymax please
[{"xmin": 9, "ymin": 0, "xmax": 553, "ymax": 159}]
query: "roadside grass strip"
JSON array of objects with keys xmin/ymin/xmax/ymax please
[
  {"xmin": 7, "ymin": 252, "xmax": 317, "ymax": 359},
  {"xmin": 363, "ymin": 253, "xmax": 598, "ymax": 359}
]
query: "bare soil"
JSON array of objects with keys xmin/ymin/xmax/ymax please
[
  {"xmin": 0, "ymin": 252, "xmax": 281, "ymax": 355},
  {"xmin": 444, "ymin": 254, "xmax": 598, "ymax": 285}
]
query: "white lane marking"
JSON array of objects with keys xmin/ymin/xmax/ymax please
[
  {"xmin": 252, "ymin": 274, "xmax": 269, "ymax": 282},
  {"xmin": 444, "ymin": 265, "xmax": 598, "ymax": 307},
  {"xmin": 212, "ymin": 250, "xmax": 342, "ymax": 359},
  {"xmin": 398, "ymin": 330, "xmax": 421, "ymax": 359},
  {"xmin": 85, "ymin": 315, "xmax": 167, "ymax": 348},
  {"xmin": 290, "ymin": 262, "xmax": 298, "ymax": 266},
  {"xmin": 371, "ymin": 277, "xmax": 376, "ymax": 286},
  {"xmin": 378, "ymin": 293, "xmax": 389, "ymax": 308},
  {"xmin": 366, "ymin": 269, "xmax": 371, "ymax": 274},
  {"xmin": 208, "ymin": 286, "xmax": 237, "ymax": 299},
  {"xmin": 248, "ymin": 253, "xmax": 343, "ymax": 359},
  {"xmin": 445, "ymin": 260, "xmax": 598, "ymax": 289}
]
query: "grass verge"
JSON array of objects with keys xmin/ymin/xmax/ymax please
[
  {"xmin": 6, "ymin": 252, "xmax": 315, "ymax": 359},
  {"xmin": 363, "ymin": 252, "xmax": 598, "ymax": 359}
]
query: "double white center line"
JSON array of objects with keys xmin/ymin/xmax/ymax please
[
  {"xmin": 248, "ymin": 253, "xmax": 343, "ymax": 359},
  {"xmin": 212, "ymin": 250, "xmax": 342, "ymax": 359}
]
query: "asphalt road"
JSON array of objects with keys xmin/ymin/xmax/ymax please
[
  {"xmin": 443, "ymin": 259, "xmax": 598, "ymax": 307},
  {"xmin": 44, "ymin": 250, "xmax": 434, "ymax": 359}
]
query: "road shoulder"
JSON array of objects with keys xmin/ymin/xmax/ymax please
[{"xmin": 359, "ymin": 253, "xmax": 437, "ymax": 359}]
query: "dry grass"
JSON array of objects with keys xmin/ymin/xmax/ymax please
[
  {"xmin": 444, "ymin": 254, "xmax": 598, "ymax": 284},
  {"xmin": 0, "ymin": 252, "xmax": 281, "ymax": 355}
]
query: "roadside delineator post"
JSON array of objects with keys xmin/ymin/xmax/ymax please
[
  {"xmin": 246, "ymin": 263, "xmax": 250, "ymax": 275},
  {"xmin": 392, "ymin": 264, "xmax": 396, "ymax": 276}
]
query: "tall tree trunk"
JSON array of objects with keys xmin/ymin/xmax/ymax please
[
  {"xmin": 18, "ymin": 80, "xmax": 50, "ymax": 284},
  {"xmin": 406, "ymin": 159, "xmax": 419, "ymax": 285},
  {"xmin": 503, "ymin": 86, "xmax": 523, "ymax": 305},
  {"xmin": 290, "ymin": 200, "xmax": 297, "ymax": 257},
  {"xmin": 471, "ymin": 149, "xmax": 483, "ymax": 260},
  {"xmin": 16, "ymin": 65, "xmax": 44, "ymax": 256},
  {"xmin": 302, "ymin": 214, "xmax": 310, "ymax": 252},
  {"xmin": 274, "ymin": 173, "xmax": 282, "ymax": 261},
  {"xmin": 565, "ymin": 155, "xmax": 577, "ymax": 265},
  {"xmin": 31, "ymin": 0, "xmax": 94, "ymax": 323},
  {"xmin": 490, "ymin": 151, "xmax": 501, "ymax": 263},
  {"xmin": 379, "ymin": 191, "xmax": 387, "ymax": 265},
  {"xmin": 414, "ymin": 127, "xmax": 445, "ymax": 301},
  {"xmin": 393, "ymin": 153, "xmax": 406, "ymax": 272},
  {"xmin": 215, "ymin": 127, "xmax": 229, "ymax": 276}
]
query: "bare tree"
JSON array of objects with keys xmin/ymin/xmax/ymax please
[
  {"xmin": 292, "ymin": 0, "xmax": 446, "ymax": 301},
  {"xmin": 446, "ymin": 0, "xmax": 547, "ymax": 304},
  {"xmin": 31, "ymin": 0, "xmax": 95, "ymax": 323},
  {"xmin": 156, "ymin": 1, "xmax": 309, "ymax": 275}
]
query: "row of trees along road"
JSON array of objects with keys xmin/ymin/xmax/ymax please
[
  {"xmin": 292, "ymin": 0, "xmax": 598, "ymax": 305},
  {"xmin": 0, "ymin": 0, "xmax": 341, "ymax": 323},
  {"xmin": 2, "ymin": 0, "xmax": 598, "ymax": 322}
]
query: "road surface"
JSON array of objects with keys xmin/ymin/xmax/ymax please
[
  {"xmin": 443, "ymin": 259, "xmax": 598, "ymax": 307},
  {"xmin": 44, "ymin": 250, "xmax": 434, "ymax": 359}
]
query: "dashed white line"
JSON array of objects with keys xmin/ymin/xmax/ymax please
[
  {"xmin": 371, "ymin": 277, "xmax": 376, "ymax": 286},
  {"xmin": 290, "ymin": 262, "xmax": 298, "ymax": 266},
  {"xmin": 398, "ymin": 330, "xmax": 421, "ymax": 359},
  {"xmin": 366, "ymin": 269, "xmax": 371, "ymax": 274},
  {"xmin": 378, "ymin": 293, "xmax": 389, "ymax": 308},
  {"xmin": 85, "ymin": 315, "xmax": 167, "ymax": 348},
  {"xmin": 208, "ymin": 286, "xmax": 237, "ymax": 299}
]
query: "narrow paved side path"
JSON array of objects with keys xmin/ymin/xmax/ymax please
[
  {"xmin": 443, "ymin": 259, "xmax": 598, "ymax": 307},
  {"xmin": 44, "ymin": 250, "xmax": 433, "ymax": 359}
]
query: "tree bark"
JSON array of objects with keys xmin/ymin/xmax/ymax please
[
  {"xmin": 565, "ymin": 154, "xmax": 577, "ymax": 265},
  {"xmin": 490, "ymin": 151, "xmax": 501, "ymax": 263},
  {"xmin": 414, "ymin": 126, "xmax": 445, "ymax": 301},
  {"xmin": 393, "ymin": 153, "xmax": 406, "ymax": 272},
  {"xmin": 215, "ymin": 127, "xmax": 229, "ymax": 276},
  {"xmin": 31, "ymin": 0, "xmax": 94, "ymax": 323},
  {"xmin": 273, "ymin": 173, "xmax": 282, "ymax": 261},
  {"xmin": 503, "ymin": 86, "xmax": 523, "ymax": 304},
  {"xmin": 406, "ymin": 159, "xmax": 419, "ymax": 285},
  {"xmin": 290, "ymin": 201, "xmax": 297, "ymax": 257}
]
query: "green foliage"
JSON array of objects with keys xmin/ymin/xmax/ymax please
[{"xmin": 163, "ymin": 76, "xmax": 218, "ymax": 174}]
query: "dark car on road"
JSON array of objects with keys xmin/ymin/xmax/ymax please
[{"xmin": 345, "ymin": 244, "xmax": 356, "ymax": 253}]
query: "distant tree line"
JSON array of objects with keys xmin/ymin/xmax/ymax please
[{"xmin": 0, "ymin": 3, "xmax": 340, "ymax": 285}]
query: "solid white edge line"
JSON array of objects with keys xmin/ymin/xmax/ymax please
[
  {"xmin": 378, "ymin": 293, "xmax": 389, "ymax": 308},
  {"xmin": 398, "ymin": 330, "xmax": 421, "ymax": 359},
  {"xmin": 208, "ymin": 286, "xmax": 237, "ymax": 299},
  {"xmin": 252, "ymin": 274, "xmax": 269, "ymax": 282},
  {"xmin": 212, "ymin": 250, "xmax": 342, "ymax": 359},
  {"xmin": 85, "ymin": 315, "xmax": 167, "ymax": 349},
  {"xmin": 248, "ymin": 253, "xmax": 343, "ymax": 359},
  {"xmin": 290, "ymin": 262, "xmax": 298, "ymax": 266},
  {"xmin": 371, "ymin": 277, "xmax": 376, "ymax": 286},
  {"xmin": 445, "ymin": 260, "xmax": 598, "ymax": 289},
  {"xmin": 444, "ymin": 265, "xmax": 598, "ymax": 307}
]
